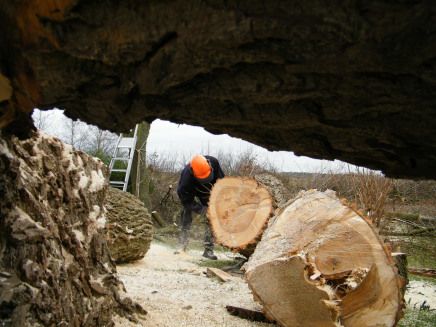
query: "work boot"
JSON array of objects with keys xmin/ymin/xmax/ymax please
[
  {"xmin": 174, "ymin": 229, "xmax": 189, "ymax": 254},
  {"xmin": 202, "ymin": 249, "xmax": 217, "ymax": 260},
  {"xmin": 173, "ymin": 243, "xmax": 187, "ymax": 254}
]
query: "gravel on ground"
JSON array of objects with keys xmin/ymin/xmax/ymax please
[
  {"xmin": 113, "ymin": 241, "xmax": 436, "ymax": 326},
  {"xmin": 113, "ymin": 242, "xmax": 272, "ymax": 327}
]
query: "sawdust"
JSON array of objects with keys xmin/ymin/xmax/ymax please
[
  {"xmin": 113, "ymin": 242, "xmax": 271, "ymax": 327},
  {"xmin": 405, "ymin": 280, "xmax": 436, "ymax": 309},
  {"xmin": 113, "ymin": 242, "xmax": 436, "ymax": 326}
]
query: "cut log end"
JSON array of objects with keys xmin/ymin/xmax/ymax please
[
  {"xmin": 247, "ymin": 256, "xmax": 339, "ymax": 327},
  {"xmin": 208, "ymin": 177, "xmax": 274, "ymax": 253},
  {"xmin": 248, "ymin": 256, "xmax": 403, "ymax": 327},
  {"xmin": 245, "ymin": 190, "xmax": 404, "ymax": 327}
]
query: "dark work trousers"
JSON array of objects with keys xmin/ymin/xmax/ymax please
[{"xmin": 179, "ymin": 207, "xmax": 214, "ymax": 251}]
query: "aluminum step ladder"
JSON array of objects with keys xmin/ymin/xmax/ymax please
[{"xmin": 108, "ymin": 125, "xmax": 138, "ymax": 191}]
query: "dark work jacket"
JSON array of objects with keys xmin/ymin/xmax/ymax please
[{"xmin": 177, "ymin": 155, "xmax": 225, "ymax": 209}]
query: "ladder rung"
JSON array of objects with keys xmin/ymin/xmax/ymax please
[{"xmin": 109, "ymin": 125, "xmax": 138, "ymax": 192}]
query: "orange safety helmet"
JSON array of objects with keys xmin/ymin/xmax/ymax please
[{"xmin": 190, "ymin": 155, "xmax": 213, "ymax": 182}]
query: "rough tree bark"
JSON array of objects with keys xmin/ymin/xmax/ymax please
[
  {"xmin": 244, "ymin": 190, "xmax": 405, "ymax": 327},
  {"xmin": 106, "ymin": 187, "xmax": 153, "ymax": 264},
  {"xmin": 1, "ymin": 1, "xmax": 436, "ymax": 180},
  {"xmin": 0, "ymin": 131, "xmax": 145, "ymax": 326},
  {"xmin": 130, "ymin": 122, "xmax": 152, "ymax": 209}
]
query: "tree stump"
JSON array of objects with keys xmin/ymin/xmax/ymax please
[
  {"xmin": 208, "ymin": 177, "xmax": 275, "ymax": 257},
  {"xmin": 0, "ymin": 131, "xmax": 145, "ymax": 326},
  {"xmin": 244, "ymin": 190, "xmax": 404, "ymax": 327},
  {"xmin": 106, "ymin": 187, "xmax": 153, "ymax": 264}
]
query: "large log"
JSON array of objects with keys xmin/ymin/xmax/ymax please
[
  {"xmin": 0, "ymin": 131, "xmax": 145, "ymax": 326},
  {"xmin": 208, "ymin": 176, "xmax": 276, "ymax": 257},
  {"xmin": 253, "ymin": 173, "xmax": 290, "ymax": 209},
  {"xmin": 244, "ymin": 190, "xmax": 405, "ymax": 327},
  {"xmin": 392, "ymin": 253, "xmax": 408, "ymax": 296},
  {"xmin": 2, "ymin": 2, "xmax": 436, "ymax": 180},
  {"xmin": 208, "ymin": 174, "xmax": 289, "ymax": 258},
  {"xmin": 105, "ymin": 187, "xmax": 153, "ymax": 264}
]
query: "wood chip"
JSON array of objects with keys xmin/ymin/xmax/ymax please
[{"xmin": 206, "ymin": 267, "xmax": 232, "ymax": 282}]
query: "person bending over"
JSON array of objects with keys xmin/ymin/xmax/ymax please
[{"xmin": 176, "ymin": 154, "xmax": 225, "ymax": 260}]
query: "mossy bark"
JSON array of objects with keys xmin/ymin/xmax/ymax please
[{"xmin": 130, "ymin": 122, "xmax": 152, "ymax": 209}]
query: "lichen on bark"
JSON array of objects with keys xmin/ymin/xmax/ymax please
[{"xmin": 0, "ymin": 131, "xmax": 145, "ymax": 326}]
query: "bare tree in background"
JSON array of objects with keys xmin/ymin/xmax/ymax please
[
  {"xmin": 32, "ymin": 109, "xmax": 53, "ymax": 130},
  {"xmin": 32, "ymin": 109, "xmax": 117, "ymax": 162},
  {"xmin": 348, "ymin": 167, "xmax": 393, "ymax": 227},
  {"xmin": 62, "ymin": 117, "xmax": 89, "ymax": 150},
  {"xmin": 83, "ymin": 126, "xmax": 118, "ymax": 162}
]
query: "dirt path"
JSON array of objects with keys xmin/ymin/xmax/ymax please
[
  {"xmin": 113, "ymin": 242, "xmax": 271, "ymax": 327},
  {"xmin": 113, "ymin": 241, "xmax": 436, "ymax": 326}
]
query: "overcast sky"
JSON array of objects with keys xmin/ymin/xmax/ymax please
[
  {"xmin": 34, "ymin": 109, "xmax": 350, "ymax": 173},
  {"xmin": 148, "ymin": 119, "xmax": 349, "ymax": 172}
]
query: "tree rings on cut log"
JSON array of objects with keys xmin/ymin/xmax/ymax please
[
  {"xmin": 208, "ymin": 177, "xmax": 274, "ymax": 252},
  {"xmin": 244, "ymin": 189, "xmax": 404, "ymax": 327}
]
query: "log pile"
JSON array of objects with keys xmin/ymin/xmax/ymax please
[
  {"xmin": 0, "ymin": 131, "xmax": 145, "ymax": 326},
  {"xmin": 209, "ymin": 177, "xmax": 405, "ymax": 327},
  {"xmin": 106, "ymin": 187, "xmax": 153, "ymax": 264}
]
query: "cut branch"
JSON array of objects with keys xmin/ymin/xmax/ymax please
[
  {"xmin": 408, "ymin": 267, "xmax": 436, "ymax": 278},
  {"xmin": 225, "ymin": 305, "xmax": 273, "ymax": 323}
]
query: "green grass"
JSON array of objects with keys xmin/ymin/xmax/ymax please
[
  {"xmin": 409, "ymin": 274, "xmax": 436, "ymax": 286},
  {"xmin": 393, "ymin": 236, "xmax": 436, "ymax": 269},
  {"xmin": 152, "ymin": 234, "xmax": 178, "ymax": 247},
  {"xmin": 398, "ymin": 308, "xmax": 436, "ymax": 327},
  {"xmin": 155, "ymin": 224, "xmax": 179, "ymax": 236},
  {"xmin": 197, "ymin": 259, "xmax": 238, "ymax": 269}
]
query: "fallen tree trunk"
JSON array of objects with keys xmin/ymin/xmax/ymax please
[
  {"xmin": 208, "ymin": 175, "xmax": 287, "ymax": 258},
  {"xmin": 208, "ymin": 177, "xmax": 273, "ymax": 256},
  {"xmin": 244, "ymin": 190, "xmax": 405, "ymax": 327},
  {"xmin": 408, "ymin": 267, "xmax": 436, "ymax": 278},
  {"xmin": 106, "ymin": 187, "xmax": 153, "ymax": 264},
  {"xmin": 392, "ymin": 252, "xmax": 408, "ymax": 296},
  {"xmin": 0, "ymin": 131, "xmax": 145, "ymax": 326}
]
